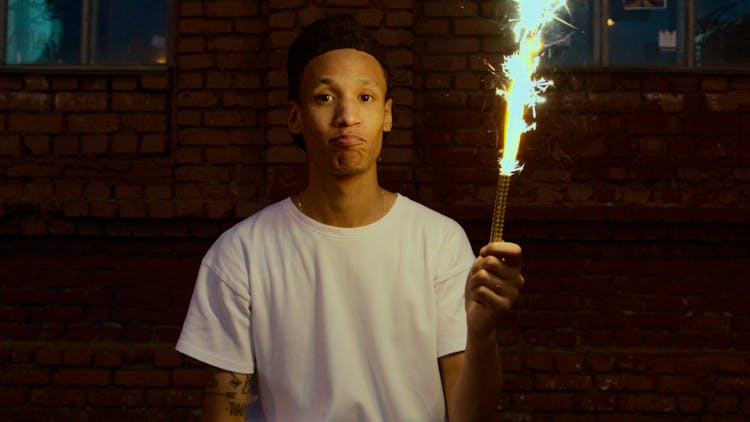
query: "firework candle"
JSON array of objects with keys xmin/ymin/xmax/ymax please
[{"xmin": 490, "ymin": 0, "xmax": 566, "ymax": 242}]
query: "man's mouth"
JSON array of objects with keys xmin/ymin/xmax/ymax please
[{"xmin": 329, "ymin": 135, "xmax": 364, "ymax": 147}]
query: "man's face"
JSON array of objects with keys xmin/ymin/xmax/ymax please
[{"xmin": 289, "ymin": 48, "xmax": 392, "ymax": 178}]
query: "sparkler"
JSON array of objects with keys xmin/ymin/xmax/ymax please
[{"xmin": 490, "ymin": 0, "xmax": 567, "ymax": 242}]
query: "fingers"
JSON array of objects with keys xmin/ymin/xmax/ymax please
[
  {"xmin": 470, "ymin": 284, "xmax": 515, "ymax": 312},
  {"xmin": 479, "ymin": 241, "xmax": 522, "ymax": 267},
  {"xmin": 469, "ymin": 268, "xmax": 523, "ymax": 305},
  {"xmin": 467, "ymin": 241, "xmax": 525, "ymax": 313}
]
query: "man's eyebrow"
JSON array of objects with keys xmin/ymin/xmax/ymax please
[{"xmin": 316, "ymin": 77, "xmax": 378, "ymax": 86}]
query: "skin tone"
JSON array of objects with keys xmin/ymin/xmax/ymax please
[
  {"xmin": 288, "ymin": 48, "xmax": 394, "ymax": 228},
  {"xmin": 201, "ymin": 47, "xmax": 525, "ymax": 422}
]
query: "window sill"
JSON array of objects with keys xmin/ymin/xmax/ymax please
[{"xmin": 0, "ymin": 64, "xmax": 170, "ymax": 75}]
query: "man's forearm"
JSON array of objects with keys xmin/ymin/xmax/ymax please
[
  {"xmin": 448, "ymin": 331, "xmax": 502, "ymax": 422},
  {"xmin": 202, "ymin": 369, "xmax": 254, "ymax": 422}
]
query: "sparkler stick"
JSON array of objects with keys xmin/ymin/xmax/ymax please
[{"xmin": 490, "ymin": 0, "xmax": 566, "ymax": 242}]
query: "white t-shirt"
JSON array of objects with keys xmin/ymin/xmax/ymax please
[{"xmin": 176, "ymin": 194, "xmax": 475, "ymax": 421}]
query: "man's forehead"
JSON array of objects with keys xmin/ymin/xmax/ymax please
[
  {"xmin": 315, "ymin": 77, "xmax": 379, "ymax": 86},
  {"xmin": 302, "ymin": 50, "xmax": 387, "ymax": 86}
]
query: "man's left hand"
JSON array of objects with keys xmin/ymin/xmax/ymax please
[{"xmin": 465, "ymin": 241, "xmax": 525, "ymax": 337}]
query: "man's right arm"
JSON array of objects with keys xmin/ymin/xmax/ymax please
[{"xmin": 201, "ymin": 367, "xmax": 256, "ymax": 422}]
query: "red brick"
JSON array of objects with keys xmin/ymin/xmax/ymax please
[
  {"xmin": 423, "ymin": 1, "xmax": 478, "ymax": 17},
  {"xmin": 87, "ymin": 388, "xmax": 144, "ymax": 407},
  {"xmin": 0, "ymin": 134, "xmax": 21, "ymax": 156},
  {"xmin": 205, "ymin": 1, "xmax": 258, "ymax": 17},
  {"xmin": 67, "ymin": 114, "xmax": 120, "ymax": 133},
  {"xmin": 170, "ymin": 368, "xmax": 207, "ymax": 387},
  {"xmin": 178, "ymin": 91, "xmax": 222, "ymax": 107},
  {"xmin": 0, "ymin": 75, "xmax": 23, "ymax": 89},
  {"xmin": 514, "ymin": 393, "xmax": 573, "ymax": 411},
  {"xmin": 29, "ymin": 388, "xmax": 87, "ymax": 406},
  {"xmin": 112, "ymin": 93, "xmax": 167, "ymax": 111},
  {"xmin": 24, "ymin": 75, "xmax": 49, "ymax": 90},
  {"xmin": 141, "ymin": 74, "xmax": 170, "ymax": 90},
  {"xmin": 23, "ymin": 135, "xmax": 50, "ymax": 154},
  {"xmin": 54, "ymin": 92, "xmax": 108, "ymax": 111},
  {"xmin": 180, "ymin": 1, "xmax": 203, "ymax": 16},
  {"xmin": 0, "ymin": 92, "xmax": 51, "ymax": 111},
  {"xmin": 63, "ymin": 350, "xmax": 93, "ymax": 367},
  {"xmin": 81, "ymin": 134, "xmax": 108, "ymax": 154},
  {"xmin": 115, "ymin": 370, "xmax": 170, "ymax": 387},
  {"xmin": 146, "ymin": 388, "xmax": 204, "ymax": 406},
  {"xmin": 121, "ymin": 113, "xmax": 168, "ymax": 132},
  {"xmin": 619, "ymin": 394, "xmax": 676, "ymax": 412},
  {"xmin": 51, "ymin": 76, "xmax": 79, "ymax": 90},
  {"xmin": 707, "ymin": 396, "xmax": 738, "ymax": 413},
  {"xmin": 32, "ymin": 306, "xmax": 83, "ymax": 323},
  {"xmin": 209, "ymin": 36, "xmax": 261, "ymax": 52},
  {"xmin": 0, "ymin": 366, "xmax": 49, "ymax": 385},
  {"xmin": 204, "ymin": 109, "xmax": 257, "ymax": 127},
  {"xmin": 111, "ymin": 133, "xmax": 139, "ymax": 154},
  {"xmin": 535, "ymin": 374, "xmax": 592, "ymax": 391},
  {"xmin": 111, "ymin": 77, "xmax": 138, "ymax": 91},
  {"xmin": 119, "ymin": 201, "xmax": 147, "ymax": 218},
  {"xmin": 0, "ymin": 386, "xmax": 26, "ymax": 405},
  {"xmin": 80, "ymin": 77, "xmax": 108, "ymax": 90},
  {"xmin": 53, "ymin": 369, "xmax": 110, "ymax": 386},
  {"xmin": 217, "ymin": 53, "xmax": 268, "ymax": 70},
  {"xmin": 177, "ymin": 72, "xmax": 203, "ymax": 88},
  {"xmin": 178, "ymin": 53, "xmax": 215, "ymax": 70},
  {"xmin": 180, "ymin": 128, "xmax": 230, "ymax": 145},
  {"xmin": 9, "ymin": 113, "xmax": 64, "ymax": 133},
  {"xmin": 94, "ymin": 350, "xmax": 124, "ymax": 368},
  {"xmin": 269, "ymin": 0, "xmax": 306, "ymax": 9},
  {"xmin": 36, "ymin": 350, "xmax": 63, "ymax": 366}
]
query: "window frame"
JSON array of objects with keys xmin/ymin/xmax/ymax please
[
  {"xmin": 0, "ymin": 0, "xmax": 173, "ymax": 70},
  {"xmin": 547, "ymin": 0, "xmax": 749, "ymax": 72}
]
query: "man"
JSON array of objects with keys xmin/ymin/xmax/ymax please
[{"xmin": 176, "ymin": 14, "xmax": 524, "ymax": 421}]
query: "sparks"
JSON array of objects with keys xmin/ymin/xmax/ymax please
[{"xmin": 496, "ymin": 0, "xmax": 566, "ymax": 175}]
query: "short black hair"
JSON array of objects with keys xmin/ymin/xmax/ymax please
[{"xmin": 287, "ymin": 14, "xmax": 390, "ymax": 150}]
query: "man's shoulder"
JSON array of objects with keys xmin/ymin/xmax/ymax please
[
  {"xmin": 396, "ymin": 195, "xmax": 463, "ymax": 228},
  {"xmin": 208, "ymin": 198, "xmax": 292, "ymax": 254}
]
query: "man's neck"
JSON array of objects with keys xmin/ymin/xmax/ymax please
[{"xmin": 296, "ymin": 173, "xmax": 392, "ymax": 228}]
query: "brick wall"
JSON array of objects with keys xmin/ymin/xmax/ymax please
[{"xmin": 1, "ymin": 0, "xmax": 748, "ymax": 420}]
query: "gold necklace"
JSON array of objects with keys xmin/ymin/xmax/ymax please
[{"xmin": 295, "ymin": 189, "xmax": 388, "ymax": 215}]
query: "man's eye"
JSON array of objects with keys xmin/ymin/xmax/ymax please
[
  {"xmin": 316, "ymin": 94, "xmax": 334, "ymax": 103},
  {"xmin": 360, "ymin": 94, "xmax": 373, "ymax": 102}
]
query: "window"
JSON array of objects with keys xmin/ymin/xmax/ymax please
[
  {"xmin": 2, "ymin": 0, "xmax": 170, "ymax": 66},
  {"xmin": 695, "ymin": 0, "xmax": 750, "ymax": 67},
  {"xmin": 540, "ymin": 0, "xmax": 750, "ymax": 69}
]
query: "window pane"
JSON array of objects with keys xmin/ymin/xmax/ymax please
[
  {"xmin": 608, "ymin": 0, "xmax": 685, "ymax": 66},
  {"xmin": 5, "ymin": 0, "xmax": 81, "ymax": 64},
  {"xmin": 695, "ymin": 0, "xmax": 750, "ymax": 68},
  {"xmin": 92, "ymin": 0, "xmax": 168, "ymax": 65},
  {"xmin": 541, "ymin": 0, "xmax": 597, "ymax": 66}
]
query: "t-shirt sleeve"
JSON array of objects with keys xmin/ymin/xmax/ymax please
[
  {"xmin": 175, "ymin": 261, "xmax": 255, "ymax": 374},
  {"xmin": 434, "ymin": 224, "xmax": 476, "ymax": 358}
]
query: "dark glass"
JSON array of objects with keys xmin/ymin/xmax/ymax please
[
  {"xmin": 91, "ymin": 0, "xmax": 168, "ymax": 65},
  {"xmin": 5, "ymin": 0, "xmax": 82, "ymax": 64},
  {"xmin": 541, "ymin": 0, "xmax": 597, "ymax": 66},
  {"xmin": 608, "ymin": 0, "xmax": 685, "ymax": 66},
  {"xmin": 695, "ymin": 0, "xmax": 750, "ymax": 67}
]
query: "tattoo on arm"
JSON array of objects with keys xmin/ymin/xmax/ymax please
[
  {"xmin": 228, "ymin": 401, "xmax": 246, "ymax": 416},
  {"xmin": 206, "ymin": 371, "xmax": 253, "ymax": 418},
  {"xmin": 205, "ymin": 391, "xmax": 237, "ymax": 399},
  {"xmin": 242, "ymin": 374, "xmax": 252, "ymax": 394}
]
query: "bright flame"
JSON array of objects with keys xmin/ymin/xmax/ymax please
[{"xmin": 496, "ymin": 0, "xmax": 566, "ymax": 175}]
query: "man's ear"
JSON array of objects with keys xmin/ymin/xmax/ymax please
[
  {"xmin": 288, "ymin": 101, "xmax": 303, "ymax": 134},
  {"xmin": 383, "ymin": 98, "xmax": 393, "ymax": 132}
]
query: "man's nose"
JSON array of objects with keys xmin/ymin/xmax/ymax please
[{"xmin": 334, "ymin": 96, "xmax": 360, "ymax": 127}]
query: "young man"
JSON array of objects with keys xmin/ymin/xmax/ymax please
[{"xmin": 176, "ymin": 15, "xmax": 524, "ymax": 421}]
